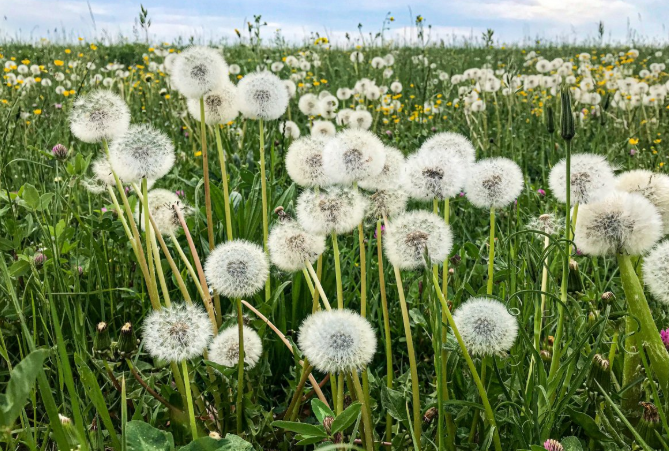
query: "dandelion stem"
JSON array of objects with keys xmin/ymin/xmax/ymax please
[
  {"xmin": 214, "ymin": 126, "xmax": 234, "ymax": 241},
  {"xmin": 181, "ymin": 360, "xmax": 198, "ymax": 439},
  {"xmin": 170, "ymin": 232, "xmax": 206, "ymax": 302},
  {"xmin": 240, "ymin": 300, "xmax": 329, "ymax": 407},
  {"xmin": 376, "ymin": 220, "xmax": 393, "ymax": 450},
  {"xmin": 431, "ymin": 273, "xmax": 503, "ymax": 451},
  {"xmin": 259, "ymin": 119, "xmax": 271, "ymax": 302},
  {"xmin": 149, "ymin": 216, "xmax": 192, "ymax": 304},
  {"xmin": 441, "ymin": 199, "xmax": 456, "ymax": 451},
  {"xmin": 173, "ymin": 206, "xmax": 218, "ymax": 332},
  {"xmin": 351, "ymin": 370, "xmax": 374, "ymax": 451},
  {"xmin": 487, "ymin": 206, "xmax": 496, "ymax": 295},
  {"xmin": 285, "ymin": 361, "xmax": 314, "ymax": 421},
  {"xmin": 331, "ymin": 233, "xmax": 344, "ymax": 309},
  {"xmin": 235, "ymin": 298, "xmax": 245, "ymax": 434},
  {"xmin": 142, "ymin": 178, "xmax": 158, "ymax": 303},
  {"xmin": 306, "ymin": 260, "xmax": 332, "ymax": 310},
  {"xmin": 392, "ymin": 265, "xmax": 422, "ymax": 448},
  {"xmin": 198, "ymin": 97, "xmax": 215, "ymax": 252}
]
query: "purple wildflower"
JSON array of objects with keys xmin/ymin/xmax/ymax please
[
  {"xmin": 661, "ymin": 329, "xmax": 669, "ymax": 351},
  {"xmin": 537, "ymin": 189, "xmax": 546, "ymax": 196},
  {"xmin": 51, "ymin": 144, "xmax": 68, "ymax": 160},
  {"xmin": 543, "ymin": 439, "xmax": 563, "ymax": 451}
]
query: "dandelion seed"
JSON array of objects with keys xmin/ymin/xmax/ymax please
[
  {"xmin": 69, "ymin": 90, "xmax": 130, "ymax": 143},
  {"xmin": 208, "ymin": 324, "xmax": 263, "ymax": 368},
  {"xmin": 108, "ymin": 124, "xmax": 175, "ymax": 183},
  {"xmin": 296, "ymin": 187, "xmax": 367, "ymax": 235},
  {"xmin": 574, "ymin": 191, "xmax": 662, "ymax": 256},
  {"xmin": 298, "ymin": 309, "xmax": 376, "ymax": 374},
  {"xmin": 322, "ymin": 129, "xmax": 385, "ymax": 185},
  {"xmin": 452, "ymin": 297, "xmax": 518, "ymax": 356},
  {"xmin": 465, "ymin": 157, "xmax": 523, "ymax": 208},
  {"xmin": 171, "ymin": 46, "xmax": 228, "ymax": 99},
  {"xmin": 142, "ymin": 304, "xmax": 213, "ymax": 362},
  {"xmin": 204, "ymin": 240, "xmax": 269, "ymax": 298},
  {"xmin": 384, "ymin": 210, "xmax": 453, "ymax": 269},
  {"xmin": 549, "ymin": 153, "xmax": 615, "ymax": 205},
  {"xmin": 237, "ymin": 71, "xmax": 289, "ymax": 120}
]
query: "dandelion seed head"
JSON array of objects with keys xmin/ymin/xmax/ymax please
[
  {"xmin": 108, "ymin": 124, "xmax": 175, "ymax": 183},
  {"xmin": 616, "ymin": 169, "xmax": 669, "ymax": 234},
  {"xmin": 208, "ymin": 325, "xmax": 263, "ymax": 369},
  {"xmin": 310, "ymin": 120, "xmax": 336, "ymax": 138},
  {"xmin": 366, "ymin": 189, "xmax": 408, "ymax": 220},
  {"xmin": 171, "ymin": 46, "xmax": 228, "ymax": 98},
  {"xmin": 643, "ymin": 240, "xmax": 669, "ymax": 305},
  {"xmin": 298, "ymin": 309, "xmax": 376, "ymax": 374},
  {"xmin": 285, "ymin": 136, "xmax": 330, "ymax": 188},
  {"xmin": 69, "ymin": 90, "xmax": 130, "ymax": 143},
  {"xmin": 384, "ymin": 210, "xmax": 453, "ymax": 269},
  {"xmin": 419, "ymin": 132, "xmax": 476, "ymax": 168},
  {"xmin": 452, "ymin": 297, "xmax": 518, "ymax": 357},
  {"xmin": 322, "ymin": 129, "xmax": 386, "ymax": 185},
  {"xmin": 187, "ymin": 82, "xmax": 239, "ymax": 125},
  {"xmin": 142, "ymin": 304, "xmax": 213, "ymax": 362},
  {"xmin": 527, "ymin": 213, "xmax": 563, "ymax": 235},
  {"xmin": 465, "ymin": 157, "xmax": 523, "ymax": 208},
  {"xmin": 402, "ymin": 149, "xmax": 467, "ymax": 201},
  {"xmin": 549, "ymin": 153, "xmax": 615, "ymax": 205},
  {"xmin": 296, "ymin": 187, "xmax": 367, "ymax": 235},
  {"xmin": 347, "ymin": 110, "xmax": 373, "ymax": 130},
  {"xmin": 298, "ymin": 93, "xmax": 321, "ymax": 116},
  {"xmin": 574, "ymin": 191, "xmax": 662, "ymax": 256},
  {"xmin": 204, "ymin": 240, "xmax": 269, "ymax": 298},
  {"xmin": 358, "ymin": 146, "xmax": 405, "ymax": 191},
  {"xmin": 279, "ymin": 120, "xmax": 301, "ymax": 139},
  {"xmin": 133, "ymin": 188, "xmax": 191, "ymax": 236},
  {"xmin": 237, "ymin": 71, "xmax": 289, "ymax": 120},
  {"xmin": 268, "ymin": 219, "xmax": 326, "ymax": 272}
]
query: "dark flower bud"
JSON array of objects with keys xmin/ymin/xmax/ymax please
[
  {"xmin": 546, "ymin": 106, "xmax": 555, "ymax": 134},
  {"xmin": 51, "ymin": 144, "xmax": 69, "ymax": 161},
  {"xmin": 560, "ymin": 89, "xmax": 575, "ymax": 141},
  {"xmin": 637, "ymin": 402, "xmax": 661, "ymax": 449},
  {"xmin": 94, "ymin": 322, "xmax": 111, "ymax": 355},
  {"xmin": 601, "ymin": 291, "xmax": 615, "ymax": 304},
  {"xmin": 587, "ymin": 354, "xmax": 611, "ymax": 392},
  {"xmin": 423, "ymin": 406, "xmax": 438, "ymax": 424},
  {"xmin": 117, "ymin": 322, "xmax": 137, "ymax": 358}
]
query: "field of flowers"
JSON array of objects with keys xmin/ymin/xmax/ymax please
[{"xmin": 1, "ymin": 34, "xmax": 669, "ymax": 451}]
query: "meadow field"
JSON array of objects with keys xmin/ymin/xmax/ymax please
[{"xmin": 1, "ymin": 29, "xmax": 669, "ymax": 451}]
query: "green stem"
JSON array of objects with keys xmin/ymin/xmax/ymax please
[
  {"xmin": 181, "ymin": 360, "xmax": 198, "ymax": 439},
  {"xmin": 332, "ymin": 233, "xmax": 344, "ymax": 309},
  {"xmin": 351, "ymin": 370, "xmax": 374, "ymax": 451},
  {"xmin": 392, "ymin": 265, "xmax": 422, "ymax": 448},
  {"xmin": 618, "ymin": 254, "xmax": 669, "ymax": 395},
  {"xmin": 259, "ymin": 119, "xmax": 271, "ymax": 301},
  {"xmin": 432, "ymin": 273, "xmax": 503, "ymax": 451},
  {"xmin": 214, "ymin": 126, "xmax": 234, "ymax": 242},
  {"xmin": 235, "ymin": 298, "xmax": 245, "ymax": 433},
  {"xmin": 377, "ymin": 220, "xmax": 393, "ymax": 450},
  {"xmin": 487, "ymin": 207, "xmax": 496, "ymax": 295}
]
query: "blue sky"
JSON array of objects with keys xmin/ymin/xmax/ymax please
[{"xmin": 1, "ymin": 0, "xmax": 667, "ymax": 45}]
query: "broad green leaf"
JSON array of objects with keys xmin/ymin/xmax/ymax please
[
  {"xmin": 1, "ymin": 348, "xmax": 49, "ymax": 427},
  {"xmin": 566, "ymin": 407, "xmax": 611, "ymax": 442},
  {"xmin": 21, "ymin": 184, "xmax": 40, "ymax": 209},
  {"xmin": 331, "ymin": 402, "xmax": 361, "ymax": 434},
  {"xmin": 311, "ymin": 398, "xmax": 335, "ymax": 424},
  {"xmin": 562, "ymin": 436, "xmax": 585, "ymax": 451},
  {"xmin": 380, "ymin": 386, "xmax": 409, "ymax": 424},
  {"xmin": 178, "ymin": 436, "xmax": 252, "ymax": 450},
  {"xmin": 126, "ymin": 420, "xmax": 175, "ymax": 451},
  {"xmin": 271, "ymin": 420, "xmax": 328, "ymax": 437}
]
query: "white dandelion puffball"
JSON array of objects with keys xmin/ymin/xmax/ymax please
[
  {"xmin": 186, "ymin": 82, "xmax": 239, "ymax": 125},
  {"xmin": 134, "ymin": 189, "xmax": 189, "ymax": 236},
  {"xmin": 298, "ymin": 93, "xmax": 321, "ymax": 116},
  {"xmin": 142, "ymin": 304, "xmax": 213, "ymax": 362},
  {"xmin": 420, "ymin": 132, "xmax": 476, "ymax": 168},
  {"xmin": 90, "ymin": 157, "xmax": 117, "ymax": 187},
  {"xmin": 285, "ymin": 136, "xmax": 329, "ymax": 188},
  {"xmin": 280, "ymin": 121, "xmax": 301, "ymax": 139},
  {"xmin": 465, "ymin": 158, "xmax": 523, "ymax": 208},
  {"xmin": 644, "ymin": 241, "xmax": 669, "ymax": 304},
  {"xmin": 358, "ymin": 146, "xmax": 405, "ymax": 191},
  {"xmin": 268, "ymin": 220, "xmax": 326, "ymax": 272},
  {"xmin": 69, "ymin": 90, "xmax": 130, "ymax": 143},
  {"xmin": 204, "ymin": 240, "xmax": 269, "ymax": 298},
  {"xmin": 310, "ymin": 120, "xmax": 336, "ymax": 138},
  {"xmin": 402, "ymin": 148, "xmax": 467, "ymax": 201},
  {"xmin": 171, "ymin": 46, "xmax": 228, "ymax": 99},
  {"xmin": 549, "ymin": 153, "xmax": 615, "ymax": 205},
  {"xmin": 298, "ymin": 309, "xmax": 376, "ymax": 374},
  {"xmin": 616, "ymin": 170, "xmax": 669, "ymax": 234},
  {"xmin": 237, "ymin": 71, "xmax": 289, "ymax": 121},
  {"xmin": 322, "ymin": 129, "xmax": 386, "ymax": 185},
  {"xmin": 452, "ymin": 297, "xmax": 518, "ymax": 357},
  {"xmin": 367, "ymin": 190, "xmax": 408, "ymax": 220},
  {"xmin": 108, "ymin": 124, "xmax": 175, "ymax": 183},
  {"xmin": 384, "ymin": 210, "xmax": 453, "ymax": 269},
  {"xmin": 527, "ymin": 213, "xmax": 562, "ymax": 235},
  {"xmin": 208, "ymin": 325, "xmax": 263, "ymax": 368},
  {"xmin": 574, "ymin": 191, "xmax": 662, "ymax": 256},
  {"xmin": 348, "ymin": 110, "xmax": 373, "ymax": 130},
  {"xmin": 296, "ymin": 187, "xmax": 367, "ymax": 235}
]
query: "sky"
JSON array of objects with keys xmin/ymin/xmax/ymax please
[{"xmin": 0, "ymin": 0, "xmax": 667, "ymax": 45}]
